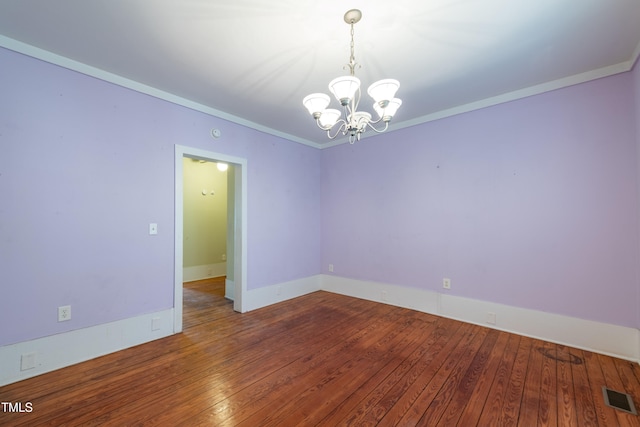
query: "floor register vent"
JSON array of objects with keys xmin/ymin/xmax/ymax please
[{"xmin": 602, "ymin": 387, "xmax": 637, "ymax": 415}]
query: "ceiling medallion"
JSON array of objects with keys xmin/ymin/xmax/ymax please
[{"xmin": 303, "ymin": 9, "xmax": 402, "ymax": 144}]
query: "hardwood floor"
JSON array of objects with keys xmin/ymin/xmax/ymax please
[{"xmin": 1, "ymin": 277, "xmax": 639, "ymax": 426}]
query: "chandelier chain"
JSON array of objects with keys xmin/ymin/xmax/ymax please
[{"xmin": 347, "ymin": 22, "xmax": 358, "ymax": 76}]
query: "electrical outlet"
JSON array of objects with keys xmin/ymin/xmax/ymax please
[
  {"xmin": 58, "ymin": 305, "xmax": 71, "ymax": 322},
  {"xmin": 20, "ymin": 352, "xmax": 37, "ymax": 371},
  {"xmin": 328, "ymin": 264, "xmax": 334, "ymax": 273},
  {"xmin": 487, "ymin": 312, "xmax": 497, "ymax": 325},
  {"xmin": 381, "ymin": 291, "xmax": 388, "ymax": 301},
  {"xmin": 443, "ymin": 278, "xmax": 451, "ymax": 289}
]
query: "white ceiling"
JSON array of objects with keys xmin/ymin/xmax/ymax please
[{"xmin": 1, "ymin": 0, "xmax": 639, "ymax": 147}]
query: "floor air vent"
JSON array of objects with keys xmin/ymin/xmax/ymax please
[{"xmin": 602, "ymin": 387, "xmax": 637, "ymax": 415}]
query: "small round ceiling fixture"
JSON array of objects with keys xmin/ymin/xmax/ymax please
[
  {"xmin": 211, "ymin": 128, "xmax": 221, "ymax": 139},
  {"xmin": 344, "ymin": 9, "xmax": 362, "ymax": 24}
]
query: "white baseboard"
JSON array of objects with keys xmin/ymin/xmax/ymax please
[
  {"xmin": 0, "ymin": 275, "xmax": 320, "ymax": 387},
  {"xmin": 3, "ymin": 274, "xmax": 635, "ymax": 387},
  {"xmin": 225, "ymin": 278, "xmax": 235, "ymax": 301},
  {"xmin": 243, "ymin": 275, "xmax": 322, "ymax": 312},
  {"xmin": 183, "ymin": 262, "xmax": 227, "ymax": 282},
  {"xmin": 0, "ymin": 308, "xmax": 174, "ymax": 387},
  {"xmin": 320, "ymin": 274, "xmax": 640, "ymax": 362}
]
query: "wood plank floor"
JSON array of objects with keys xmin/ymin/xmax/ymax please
[{"xmin": 1, "ymin": 277, "xmax": 640, "ymax": 426}]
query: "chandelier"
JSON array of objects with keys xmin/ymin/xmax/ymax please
[{"xmin": 303, "ymin": 9, "xmax": 402, "ymax": 144}]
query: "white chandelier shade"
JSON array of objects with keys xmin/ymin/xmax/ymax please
[
  {"xmin": 329, "ymin": 76, "xmax": 361, "ymax": 106},
  {"xmin": 367, "ymin": 79, "xmax": 400, "ymax": 105},
  {"xmin": 373, "ymin": 97, "xmax": 403, "ymax": 121},
  {"xmin": 318, "ymin": 109, "xmax": 341, "ymax": 129},
  {"xmin": 302, "ymin": 9, "xmax": 402, "ymax": 144},
  {"xmin": 302, "ymin": 93, "xmax": 330, "ymax": 119}
]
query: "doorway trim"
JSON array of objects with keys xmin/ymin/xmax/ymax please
[{"xmin": 174, "ymin": 145, "xmax": 248, "ymax": 332}]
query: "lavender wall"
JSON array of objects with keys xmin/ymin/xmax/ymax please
[
  {"xmin": 1, "ymin": 42, "xmax": 637, "ymax": 350},
  {"xmin": 322, "ymin": 72, "xmax": 639, "ymax": 328},
  {"xmin": 0, "ymin": 47, "xmax": 322, "ymax": 346}
]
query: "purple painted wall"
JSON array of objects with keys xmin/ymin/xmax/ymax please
[
  {"xmin": 0, "ymin": 47, "xmax": 321, "ymax": 346},
  {"xmin": 322, "ymin": 72, "xmax": 639, "ymax": 328},
  {"xmin": 1, "ymin": 42, "xmax": 638, "ymax": 349}
]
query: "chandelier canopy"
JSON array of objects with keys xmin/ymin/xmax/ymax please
[{"xmin": 303, "ymin": 9, "xmax": 402, "ymax": 144}]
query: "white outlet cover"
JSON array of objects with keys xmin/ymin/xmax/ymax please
[
  {"xmin": 152, "ymin": 317, "xmax": 161, "ymax": 331},
  {"xmin": 20, "ymin": 352, "xmax": 37, "ymax": 371},
  {"xmin": 58, "ymin": 305, "xmax": 71, "ymax": 322},
  {"xmin": 487, "ymin": 312, "xmax": 497, "ymax": 324}
]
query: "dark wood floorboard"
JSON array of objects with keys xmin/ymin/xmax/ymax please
[{"xmin": 1, "ymin": 277, "xmax": 639, "ymax": 426}]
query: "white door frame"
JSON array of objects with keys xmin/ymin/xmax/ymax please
[{"xmin": 174, "ymin": 145, "xmax": 248, "ymax": 332}]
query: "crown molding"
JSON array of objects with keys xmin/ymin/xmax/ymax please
[
  {"xmin": 0, "ymin": 35, "xmax": 323, "ymax": 150},
  {"xmin": 2, "ymin": 34, "xmax": 635, "ymax": 152}
]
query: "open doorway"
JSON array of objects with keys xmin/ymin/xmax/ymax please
[
  {"xmin": 182, "ymin": 158, "xmax": 229, "ymax": 284},
  {"xmin": 174, "ymin": 145, "xmax": 247, "ymax": 333}
]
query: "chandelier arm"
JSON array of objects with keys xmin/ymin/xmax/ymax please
[
  {"xmin": 366, "ymin": 121, "xmax": 390, "ymax": 134},
  {"xmin": 326, "ymin": 120, "xmax": 348, "ymax": 139},
  {"xmin": 343, "ymin": 103, "xmax": 352, "ymax": 117},
  {"xmin": 341, "ymin": 104, "xmax": 353, "ymax": 134},
  {"xmin": 367, "ymin": 115, "xmax": 384, "ymax": 125},
  {"xmin": 315, "ymin": 118, "xmax": 347, "ymax": 138},
  {"xmin": 352, "ymin": 86, "xmax": 361, "ymax": 114}
]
